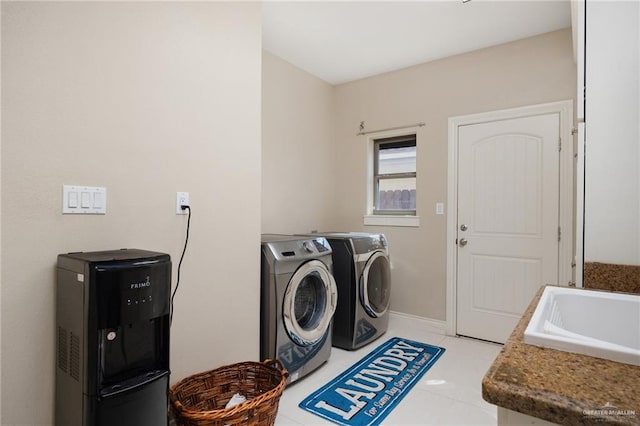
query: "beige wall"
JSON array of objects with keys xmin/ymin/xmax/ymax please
[
  {"xmin": 1, "ymin": 2, "xmax": 261, "ymax": 424},
  {"xmin": 261, "ymin": 52, "xmax": 335, "ymax": 234},
  {"xmin": 584, "ymin": 1, "xmax": 639, "ymax": 265},
  {"xmin": 329, "ymin": 29, "xmax": 576, "ymax": 320}
]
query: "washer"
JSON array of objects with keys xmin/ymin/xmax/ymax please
[
  {"xmin": 260, "ymin": 234, "xmax": 337, "ymax": 383},
  {"xmin": 305, "ymin": 232, "xmax": 391, "ymax": 350}
]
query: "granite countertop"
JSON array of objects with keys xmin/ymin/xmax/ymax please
[
  {"xmin": 583, "ymin": 262, "xmax": 640, "ymax": 294},
  {"xmin": 482, "ymin": 286, "xmax": 640, "ymax": 426}
]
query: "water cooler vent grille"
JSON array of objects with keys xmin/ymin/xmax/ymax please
[
  {"xmin": 57, "ymin": 326, "xmax": 80, "ymax": 382},
  {"xmin": 57, "ymin": 326, "xmax": 68, "ymax": 374},
  {"xmin": 69, "ymin": 332, "xmax": 80, "ymax": 382}
]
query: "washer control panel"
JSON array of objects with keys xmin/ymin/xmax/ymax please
[{"xmin": 263, "ymin": 237, "xmax": 332, "ymax": 261}]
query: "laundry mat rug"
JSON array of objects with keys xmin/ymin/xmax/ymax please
[{"xmin": 299, "ymin": 337, "xmax": 445, "ymax": 426}]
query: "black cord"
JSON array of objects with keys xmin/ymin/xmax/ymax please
[{"xmin": 170, "ymin": 205, "xmax": 191, "ymax": 326}]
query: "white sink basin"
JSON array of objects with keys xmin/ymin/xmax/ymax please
[{"xmin": 524, "ymin": 286, "xmax": 640, "ymax": 366}]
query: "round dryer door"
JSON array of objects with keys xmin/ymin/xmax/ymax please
[
  {"xmin": 283, "ymin": 260, "xmax": 337, "ymax": 346},
  {"xmin": 359, "ymin": 251, "xmax": 391, "ymax": 318}
]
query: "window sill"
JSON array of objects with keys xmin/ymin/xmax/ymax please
[{"xmin": 363, "ymin": 215, "xmax": 420, "ymax": 227}]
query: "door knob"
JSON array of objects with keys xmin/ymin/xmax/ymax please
[
  {"xmin": 459, "ymin": 238, "xmax": 468, "ymax": 247},
  {"xmin": 460, "ymin": 224, "xmax": 468, "ymax": 231}
]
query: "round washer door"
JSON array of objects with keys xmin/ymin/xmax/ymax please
[
  {"xmin": 359, "ymin": 251, "xmax": 391, "ymax": 318},
  {"xmin": 283, "ymin": 260, "xmax": 337, "ymax": 346}
]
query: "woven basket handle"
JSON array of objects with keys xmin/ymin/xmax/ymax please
[{"xmin": 263, "ymin": 358, "xmax": 288, "ymax": 378}]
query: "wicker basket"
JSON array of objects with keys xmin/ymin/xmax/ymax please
[{"xmin": 170, "ymin": 359, "xmax": 288, "ymax": 426}]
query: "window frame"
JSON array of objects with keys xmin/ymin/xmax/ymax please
[{"xmin": 372, "ymin": 134, "xmax": 417, "ymax": 216}]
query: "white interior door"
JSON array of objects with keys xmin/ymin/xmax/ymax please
[{"xmin": 456, "ymin": 113, "xmax": 560, "ymax": 343}]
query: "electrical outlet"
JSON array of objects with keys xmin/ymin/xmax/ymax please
[{"xmin": 176, "ymin": 192, "xmax": 189, "ymax": 215}]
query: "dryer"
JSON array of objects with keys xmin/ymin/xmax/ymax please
[
  {"xmin": 260, "ymin": 234, "xmax": 337, "ymax": 383},
  {"xmin": 307, "ymin": 233, "xmax": 391, "ymax": 350}
]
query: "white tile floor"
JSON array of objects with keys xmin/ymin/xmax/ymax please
[{"xmin": 275, "ymin": 314, "xmax": 503, "ymax": 426}]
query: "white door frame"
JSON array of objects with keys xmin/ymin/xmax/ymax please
[{"xmin": 446, "ymin": 100, "xmax": 574, "ymax": 337}]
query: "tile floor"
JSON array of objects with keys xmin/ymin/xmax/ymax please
[{"xmin": 275, "ymin": 314, "xmax": 503, "ymax": 425}]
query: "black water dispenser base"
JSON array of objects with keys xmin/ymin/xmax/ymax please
[{"xmin": 93, "ymin": 373, "xmax": 168, "ymax": 426}]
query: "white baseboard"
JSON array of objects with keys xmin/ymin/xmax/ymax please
[{"xmin": 389, "ymin": 310, "xmax": 448, "ymax": 335}]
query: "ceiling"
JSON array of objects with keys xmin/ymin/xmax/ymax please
[{"xmin": 262, "ymin": 1, "xmax": 572, "ymax": 85}]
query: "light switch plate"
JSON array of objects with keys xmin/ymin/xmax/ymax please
[
  {"xmin": 436, "ymin": 202, "xmax": 445, "ymax": 215},
  {"xmin": 63, "ymin": 185, "xmax": 106, "ymax": 214}
]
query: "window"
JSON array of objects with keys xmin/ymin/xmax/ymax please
[{"xmin": 373, "ymin": 134, "xmax": 417, "ymax": 215}]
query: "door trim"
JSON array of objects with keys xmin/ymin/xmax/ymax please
[{"xmin": 445, "ymin": 100, "xmax": 574, "ymax": 337}]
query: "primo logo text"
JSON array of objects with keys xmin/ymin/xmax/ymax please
[{"xmin": 130, "ymin": 276, "xmax": 151, "ymax": 289}]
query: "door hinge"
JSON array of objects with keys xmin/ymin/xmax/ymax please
[
  {"xmin": 558, "ymin": 226, "xmax": 561, "ymax": 242},
  {"xmin": 571, "ymin": 127, "xmax": 578, "ymax": 135},
  {"xmin": 558, "ymin": 137, "xmax": 562, "ymax": 152}
]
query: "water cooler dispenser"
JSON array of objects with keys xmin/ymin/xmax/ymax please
[{"xmin": 56, "ymin": 249, "xmax": 171, "ymax": 426}]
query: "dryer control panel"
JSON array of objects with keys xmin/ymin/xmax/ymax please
[{"xmin": 352, "ymin": 234, "xmax": 388, "ymax": 255}]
